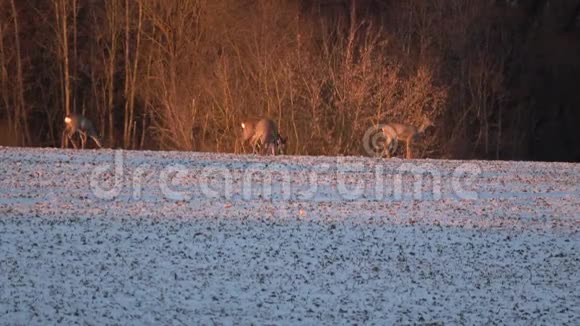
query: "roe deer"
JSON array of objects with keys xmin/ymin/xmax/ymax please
[
  {"xmin": 63, "ymin": 113, "xmax": 102, "ymax": 149},
  {"xmin": 241, "ymin": 118, "xmax": 286, "ymax": 155},
  {"xmin": 381, "ymin": 117, "xmax": 434, "ymax": 159}
]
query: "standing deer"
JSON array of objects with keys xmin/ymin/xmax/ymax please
[
  {"xmin": 240, "ymin": 118, "xmax": 286, "ymax": 155},
  {"xmin": 381, "ymin": 117, "xmax": 434, "ymax": 159},
  {"xmin": 63, "ymin": 113, "xmax": 102, "ymax": 149}
]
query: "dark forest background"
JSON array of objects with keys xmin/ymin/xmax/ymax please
[{"xmin": 0, "ymin": 0, "xmax": 579, "ymax": 162}]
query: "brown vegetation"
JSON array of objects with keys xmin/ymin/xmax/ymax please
[{"xmin": 0, "ymin": 0, "xmax": 579, "ymax": 161}]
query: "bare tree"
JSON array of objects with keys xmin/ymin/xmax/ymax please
[{"xmin": 10, "ymin": 0, "xmax": 30, "ymax": 145}]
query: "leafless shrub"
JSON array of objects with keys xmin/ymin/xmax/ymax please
[{"xmin": 1, "ymin": 0, "xmax": 577, "ymax": 161}]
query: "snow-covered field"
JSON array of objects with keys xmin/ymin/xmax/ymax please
[{"xmin": 0, "ymin": 146, "xmax": 578, "ymax": 325}]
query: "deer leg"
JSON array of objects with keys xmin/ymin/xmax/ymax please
[
  {"xmin": 386, "ymin": 137, "xmax": 398, "ymax": 159},
  {"xmin": 243, "ymin": 140, "xmax": 252, "ymax": 154},
  {"xmin": 257, "ymin": 138, "xmax": 267, "ymax": 156},
  {"xmin": 406, "ymin": 140, "xmax": 412, "ymax": 159},
  {"xmin": 82, "ymin": 131, "xmax": 89, "ymax": 149},
  {"xmin": 242, "ymin": 140, "xmax": 250, "ymax": 154},
  {"xmin": 61, "ymin": 130, "xmax": 68, "ymax": 148},
  {"xmin": 249, "ymin": 141, "xmax": 255, "ymax": 154},
  {"xmin": 276, "ymin": 137, "xmax": 285, "ymax": 155},
  {"xmin": 80, "ymin": 132, "xmax": 87, "ymax": 149},
  {"xmin": 91, "ymin": 136, "xmax": 103, "ymax": 148},
  {"xmin": 261, "ymin": 142, "xmax": 268, "ymax": 155},
  {"xmin": 68, "ymin": 134, "xmax": 78, "ymax": 149},
  {"xmin": 250, "ymin": 136, "xmax": 260, "ymax": 154}
]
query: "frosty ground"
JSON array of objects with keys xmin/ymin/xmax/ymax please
[{"xmin": 0, "ymin": 147, "xmax": 578, "ymax": 325}]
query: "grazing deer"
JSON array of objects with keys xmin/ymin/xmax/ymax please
[
  {"xmin": 240, "ymin": 118, "xmax": 286, "ymax": 155},
  {"xmin": 381, "ymin": 117, "xmax": 434, "ymax": 159},
  {"xmin": 63, "ymin": 113, "xmax": 102, "ymax": 149}
]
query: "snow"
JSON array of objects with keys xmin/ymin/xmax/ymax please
[{"xmin": 0, "ymin": 146, "xmax": 578, "ymax": 325}]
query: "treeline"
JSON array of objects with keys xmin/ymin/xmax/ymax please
[{"xmin": 1, "ymin": 0, "xmax": 579, "ymax": 161}]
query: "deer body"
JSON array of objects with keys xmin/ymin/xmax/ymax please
[
  {"xmin": 64, "ymin": 113, "xmax": 102, "ymax": 149},
  {"xmin": 381, "ymin": 118, "xmax": 433, "ymax": 159},
  {"xmin": 240, "ymin": 118, "xmax": 286, "ymax": 155}
]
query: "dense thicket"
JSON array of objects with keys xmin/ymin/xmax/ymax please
[{"xmin": 1, "ymin": 0, "xmax": 579, "ymax": 161}]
